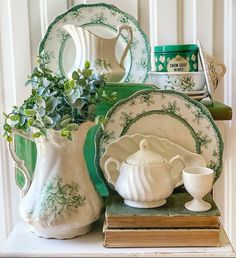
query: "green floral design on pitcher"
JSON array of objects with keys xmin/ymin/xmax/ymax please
[{"xmin": 34, "ymin": 176, "xmax": 85, "ymax": 219}]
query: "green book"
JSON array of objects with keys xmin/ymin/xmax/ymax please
[{"xmin": 105, "ymin": 189, "xmax": 220, "ymax": 229}]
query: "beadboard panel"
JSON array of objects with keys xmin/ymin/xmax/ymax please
[
  {"xmin": 0, "ymin": 0, "xmax": 32, "ymax": 241},
  {"xmin": 28, "ymin": 0, "xmax": 68, "ymax": 67},
  {"xmin": 223, "ymin": 0, "xmax": 236, "ymax": 246}
]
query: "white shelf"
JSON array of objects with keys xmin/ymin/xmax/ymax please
[{"xmin": 0, "ymin": 220, "xmax": 235, "ymax": 257}]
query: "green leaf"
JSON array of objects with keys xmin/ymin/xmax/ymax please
[
  {"xmin": 87, "ymin": 113, "xmax": 95, "ymax": 122},
  {"xmin": 46, "ymin": 97, "xmax": 57, "ymax": 113},
  {"xmin": 3, "ymin": 124, "xmax": 12, "ymax": 133},
  {"xmin": 61, "ymin": 114, "xmax": 71, "ymax": 120},
  {"xmin": 64, "ymin": 81, "xmax": 71, "ymax": 91},
  {"xmin": 85, "ymin": 61, "xmax": 90, "ymax": 69},
  {"xmin": 64, "ymin": 88, "xmax": 75, "ymax": 96},
  {"xmin": 27, "ymin": 118, "xmax": 34, "ymax": 126},
  {"xmin": 66, "ymin": 88, "xmax": 81, "ymax": 104},
  {"xmin": 35, "ymin": 119, "xmax": 44, "ymax": 128},
  {"xmin": 95, "ymin": 115, "xmax": 106, "ymax": 125},
  {"xmin": 9, "ymin": 114, "xmax": 19, "ymax": 121},
  {"xmin": 32, "ymin": 132, "xmax": 41, "ymax": 138},
  {"xmin": 88, "ymin": 104, "xmax": 96, "ymax": 113},
  {"xmin": 82, "ymin": 69, "xmax": 92, "ymax": 78},
  {"xmin": 73, "ymin": 99, "xmax": 85, "ymax": 109},
  {"xmin": 72, "ymin": 71, "xmax": 79, "ymax": 80},
  {"xmin": 37, "ymin": 87, "xmax": 45, "ymax": 96},
  {"xmin": 36, "ymin": 96, "xmax": 46, "ymax": 108},
  {"xmin": 19, "ymin": 115, "xmax": 26, "ymax": 126},
  {"xmin": 7, "ymin": 135, "xmax": 13, "ymax": 142},
  {"xmin": 42, "ymin": 77, "xmax": 50, "ymax": 87},
  {"xmin": 69, "ymin": 80, "xmax": 75, "ymax": 89},
  {"xmin": 67, "ymin": 132, "xmax": 73, "ymax": 141},
  {"xmin": 111, "ymin": 92, "xmax": 118, "ymax": 98},
  {"xmin": 67, "ymin": 123, "xmax": 79, "ymax": 131},
  {"xmin": 61, "ymin": 118, "xmax": 71, "ymax": 127},
  {"xmin": 78, "ymin": 78, "xmax": 87, "ymax": 87},
  {"xmin": 43, "ymin": 115, "xmax": 54, "ymax": 126},
  {"xmin": 40, "ymin": 128, "xmax": 47, "ymax": 137},
  {"xmin": 24, "ymin": 109, "xmax": 36, "ymax": 116},
  {"xmin": 38, "ymin": 108, "xmax": 46, "ymax": 117},
  {"xmin": 60, "ymin": 129, "xmax": 69, "ymax": 137},
  {"xmin": 50, "ymin": 113, "xmax": 61, "ymax": 123}
]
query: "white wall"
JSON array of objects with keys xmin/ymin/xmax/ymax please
[{"xmin": 0, "ymin": 0, "xmax": 235, "ymax": 248}]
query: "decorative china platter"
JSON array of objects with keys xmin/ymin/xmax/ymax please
[
  {"xmin": 95, "ymin": 89, "xmax": 223, "ymax": 185},
  {"xmin": 39, "ymin": 3, "xmax": 151, "ymax": 83},
  {"xmin": 100, "ymin": 134, "xmax": 207, "ymax": 189}
]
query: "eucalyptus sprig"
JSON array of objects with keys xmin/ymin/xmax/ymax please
[{"xmin": 3, "ymin": 61, "xmax": 116, "ymax": 141}]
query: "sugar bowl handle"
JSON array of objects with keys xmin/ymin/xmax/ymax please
[{"xmin": 104, "ymin": 157, "xmax": 121, "ymax": 187}]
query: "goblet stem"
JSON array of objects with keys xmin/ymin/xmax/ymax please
[{"xmin": 185, "ymin": 198, "xmax": 212, "ymax": 212}]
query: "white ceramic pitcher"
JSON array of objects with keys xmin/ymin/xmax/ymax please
[
  {"xmin": 63, "ymin": 24, "xmax": 133, "ymax": 81},
  {"xmin": 8, "ymin": 122, "xmax": 103, "ymax": 239}
]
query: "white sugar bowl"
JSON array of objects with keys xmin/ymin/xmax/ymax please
[{"xmin": 104, "ymin": 139, "xmax": 186, "ymax": 208}]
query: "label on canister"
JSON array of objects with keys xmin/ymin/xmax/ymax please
[{"xmin": 167, "ymin": 55, "xmax": 190, "ymax": 72}]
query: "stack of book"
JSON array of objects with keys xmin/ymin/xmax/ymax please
[{"xmin": 103, "ymin": 190, "xmax": 221, "ymax": 247}]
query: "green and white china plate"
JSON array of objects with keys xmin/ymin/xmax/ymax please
[
  {"xmin": 95, "ymin": 89, "xmax": 223, "ymax": 183},
  {"xmin": 39, "ymin": 3, "xmax": 151, "ymax": 83}
]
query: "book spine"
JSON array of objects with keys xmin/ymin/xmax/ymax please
[
  {"xmin": 104, "ymin": 228, "xmax": 220, "ymax": 248},
  {"xmin": 106, "ymin": 215, "xmax": 220, "ymax": 229}
]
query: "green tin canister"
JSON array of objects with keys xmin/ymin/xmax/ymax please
[{"xmin": 154, "ymin": 44, "xmax": 199, "ymax": 72}]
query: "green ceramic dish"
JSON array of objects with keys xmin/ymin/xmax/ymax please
[{"xmin": 154, "ymin": 44, "xmax": 199, "ymax": 72}]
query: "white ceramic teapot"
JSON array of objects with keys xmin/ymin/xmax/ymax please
[{"xmin": 104, "ymin": 139, "xmax": 186, "ymax": 208}]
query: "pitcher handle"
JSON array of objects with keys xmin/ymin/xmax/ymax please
[
  {"xmin": 205, "ymin": 54, "xmax": 226, "ymax": 89},
  {"xmin": 117, "ymin": 24, "xmax": 133, "ymax": 69},
  {"xmin": 8, "ymin": 130, "xmax": 34, "ymax": 196},
  {"xmin": 214, "ymin": 62, "xmax": 226, "ymax": 81},
  {"xmin": 104, "ymin": 157, "xmax": 121, "ymax": 187},
  {"xmin": 168, "ymin": 155, "xmax": 186, "ymax": 188}
]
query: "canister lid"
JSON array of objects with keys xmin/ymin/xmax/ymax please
[{"xmin": 154, "ymin": 44, "xmax": 199, "ymax": 53}]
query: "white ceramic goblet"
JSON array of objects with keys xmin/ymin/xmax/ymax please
[{"xmin": 183, "ymin": 167, "xmax": 214, "ymax": 212}]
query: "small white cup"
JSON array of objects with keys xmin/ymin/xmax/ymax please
[{"xmin": 183, "ymin": 166, "xmax": 214, "ymax": 212}]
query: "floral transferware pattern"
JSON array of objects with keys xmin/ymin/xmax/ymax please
[
  {"xmin": 164, "ymin": 75, "xmax": 196, "ymax": 91},
  {"xmin": 39, "ymin": 3, "xmax": 151, "ymax": 83},
  {"xmin": 33, "ymin": 176, "xmax": 85, "ymax": 223},
  {"xmin": 95, "ymin": 90, "xmax": 223, "ymax": 182}
]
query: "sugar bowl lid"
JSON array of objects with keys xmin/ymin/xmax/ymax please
[{"xmin": 126, "ymin": 139, "xmax": 166, "ymax": 165}]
